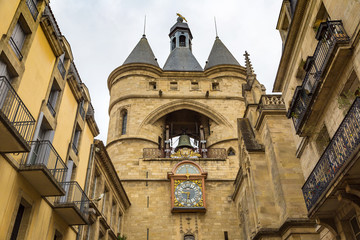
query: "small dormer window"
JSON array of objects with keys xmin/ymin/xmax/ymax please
[
  {"xmin": 191, "ymin": 82, "xmax": 199, "ymax": 90},
  {"xmin": 170, "ymin": 81, "xmax": 178, "ymax": 90},
  {"xmin": 212, "ymin": 82, "xmax": 220, "ymax": 91},
  {"xmin": 149, "ymin": 82, "xmax": 157, "ymax": 90},
  {"xmin": 179, "ymin": 35, "xmax": 186, "ymax": 47}
]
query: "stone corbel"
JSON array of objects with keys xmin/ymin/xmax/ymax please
[
  {"xmin": 337, "ymin": 191, "xmax": 360, "ymax": 209},
  {"xmin": 345, "ymin": 183, "xmax": 360, "ymax": 199}
]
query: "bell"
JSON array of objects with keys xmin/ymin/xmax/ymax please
[{"xmin": 176, "ymin": 134, "xmax": 193, "ymax": 149}]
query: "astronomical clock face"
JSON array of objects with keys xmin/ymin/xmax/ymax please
[
  {"xmin": 175, "ymin": 163, "xmax": 200, "ymax": 174},
  {"xmin": 174, "ymin": 180, "xmax": 203, "ymax": 208}
]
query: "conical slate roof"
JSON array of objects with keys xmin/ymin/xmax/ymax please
[
  {"xmin": 123, "ymin": 35, "xmax": 159, "ymax": 67},
  {"xmin": 204, "ymin": 37, "xmax": 240, "ymax": 70},
  {"xmin": 163, "ymin": 48, "xmax": 203, "ymax": 71}
]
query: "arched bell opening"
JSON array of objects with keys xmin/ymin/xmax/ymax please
[{"xmin": 144, "ymin": 109, "xmax": 227, "ymax": 159}]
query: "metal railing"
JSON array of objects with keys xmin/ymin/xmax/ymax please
[
  {"xmin": 57, "ymin": 60, "xmax": 66, "ymax": 79},
  {"xmin": 0, "ymin": 76, "xmax": 35, "ymax": 142},
  {"xmin": 302, "ymin": 97, "xmax": 360, "ymax": 211},
  {"xmin": 288, "ymin": 20, "xmax": 350, "ymax": 133},
  {"xmin": 47, "ymin": 101, "xmax": 56, "ymax": 116},
  {"xmin": 143, "ymin": 148, "xmax": 227, "ymax": 159},
  {"xmin": 26, "ymin": 0, "xmax": 39, "ymax": 20},
  {"xmin": 9, "ymin": 37, "xmax": 23, "ymax": 61},
  {"xmin": 21, "ymin": 140, "xmax": 68, "ymax": 182},
  {"xmin": 55, "ymin": 181, "xmax": 89, "ymax": 220}
]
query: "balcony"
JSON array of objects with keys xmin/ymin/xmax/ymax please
[
  {"xmin": 57, "ymin": 60, "xmax": 66, "ymax": 79},
  {"xmin": 19, "ymin": 141, "xmax": 67, "ymax": 196},
  {"xmin": 288, "ymin": 20, "xmax": 350, "ymax": 134},
  {"xmin": 26, "ymin": 0, "xmax": 39, "ymax": 21},
  {"xmin": 0, "ymin": 76, "xmax": 35, "ymax": 152},
  {"xmin": 143, "ymin": 148, "xmax": 227, "ymax": 159},
  {"xmin": 302, "ymin": 98, "xmax": 360, "ymax": 213},
  {"xmin": 54, "ymin": 181, "xmax": 89, "ymax": 225}
]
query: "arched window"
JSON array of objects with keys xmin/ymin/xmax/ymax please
[
  {"xmin": 179, "ymin": 35, "xmax": 186, "ymax": 47},
  {"xmin": 227, "ymin": 147, "xmax": 235, "ymax": 156},
  {"xmin": 184, "ymin": 234, "xmax": 195, "ymax": 240},
  {"xmin": 121, "ymin": 110, "xmax": 127, "ymax": 135},
  {"xmin": 171, "ymin": 38, "xmax": 176, "ymax": 50}
]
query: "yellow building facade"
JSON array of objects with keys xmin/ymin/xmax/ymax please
[{"xmin": 0, "ymin": 1, "xmax": 129, "ymax": 239}]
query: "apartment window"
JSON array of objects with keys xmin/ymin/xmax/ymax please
[
  {"xmin": 47, "ymin": 81, "xmax": 60, "ymax": 116},
  {"xmin": 121, "ymin": 110, "xmax": 127, "ymax": 135},
  {"xmin": 350, "ymin": 216, "xmax": 360, "ymax": 240},
  {"xmin": 72, "ymin": 126, "xmax": 81, "ymax": 155},
  {"xmin": 191, "ymin": 82, "xmax": 199, "ymax": 90},
  {"xmin": 117, "ymin": 212, "xmax": 122, "ymax": 235},
  {"xmin": 170, "ymin": 81, "xmax": 178, "ymax": 90},
  {"xmin": 79, "ymin": 100, "xmax": 85, "ymax": 120},
  {"xmin": 9, "ymin": 21, "xmax": 27, "ymax": 60},
  {"xmin": 91, "ymin": 171, "xmax": 100, "ymax": 199},
  {"xmin": 26, "ymin": 0, "xmax": 39, "ymax": 20},
  {"xmin": 10, "ymin": 200, "xmax": 31, "ymax": 240},
  {"xmin": 101, "ymin": 188, "xmax": 108, "ymax": 216},
  {"xmin": 212, "ymin": 82, "xmax": 220, "ymax": 91},
  {"xmin": 57, "ymin": 54, "xmax": 66, "ymax": 79},
  {"xmin": 149, "ymin": 81, "xmax": 157, "ymax": 90},
  {"xmin": 313, "ymin": 3, "xmax": 330, "ymax": 32},
  {"xmin": 110, "ymin": 201, "xmax": 116, "ymax": 227},
  {"xmin": 315, "ymin": 125, "xmax": 330, "ymax": 155}
]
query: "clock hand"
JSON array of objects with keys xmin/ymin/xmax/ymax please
[{"xmin": 181, "ymin": 191, "xmax": 190, "ymax": 199}]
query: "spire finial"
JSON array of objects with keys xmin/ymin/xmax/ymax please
[
  {"xmin": 244, "ymin": 51, "xmax": 254, "ymax": 76},
  {"xmin": 176, "ymin": 13, "xmax": 187, "ymax": 22},
  {"xmin": 143, "ymin": 15, "xmax": 146, "ymax": 37},
  {"xmin": 214, "ymin": 17, "xmax": 218, "ymax": 38}
]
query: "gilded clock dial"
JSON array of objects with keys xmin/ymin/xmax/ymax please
[{"xmin": 174, "ymin": 181, "xmax": 202, "ymax": 207}]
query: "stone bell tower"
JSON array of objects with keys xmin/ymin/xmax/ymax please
[{"xmin": 106, "ymin": 15, "xmax": 252, "ymax": 239}]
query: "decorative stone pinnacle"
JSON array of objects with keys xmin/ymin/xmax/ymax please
[{"xmin": 244, "ymin": 51, "xmax": 254, "ymax": 76}]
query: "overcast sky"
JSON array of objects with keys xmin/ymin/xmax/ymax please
[{"xmin": 50, "ymin": 0, "xmax": 283, "ymax": 142}]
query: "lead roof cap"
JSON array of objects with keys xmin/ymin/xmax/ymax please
[
  {"xmin": 204, "ymin": 37, "xmax": 240, "ymax": 70},
  {"xmin": 123, "ymin": 35, "xmax": 159, "ymax": 67}
]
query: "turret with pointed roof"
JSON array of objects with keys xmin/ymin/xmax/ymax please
[
  {"xmin": 123, "ymin": 34, "xmax": 159, "ymax": 67},
  {"xmin": 163, "ymin": 16, "xmax": 202, "ymax": 71},
  {"xmin": 204, "ymin": 37, "xmax": 240, "ymax": 70}
]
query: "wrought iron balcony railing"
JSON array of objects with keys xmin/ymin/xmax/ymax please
[
  {"xmin": 143, "ymin": 148, "xmax": 227, "ymax": 159},
  {"xmin": 26, "ymin": 0, "xmax": 39, "ymax": 21},
  {"xmin": 302, "ymin": 97, "xmax": 360, "ymax": 211},
  {"xmin": 0, "ymin": 76, "xmax": 35, "ymax": 142},
  {"xmin": 47, "ymin": 101, "xmax": 56, "ymax": 116},
  {"xmin": 54, "ymin": 181, "xmax": 90, "ymax": 221},
  {"xmin": 57, "ymin": 60, "xmax": 66, "ymax": 79},
  {"xmin": 9, "ymin": 37, "xmax": 23, "ymax": 61},
  {"xmin": 288, "ymin": 20, "xmax": 350, "ymax": 133},
  {"xmin": 21, "ymin": 140, "xmax": 68, "ymax": 183}
]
